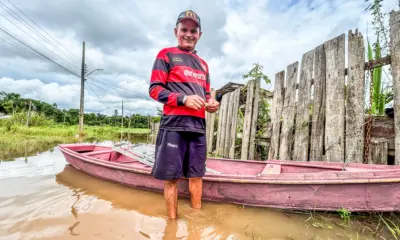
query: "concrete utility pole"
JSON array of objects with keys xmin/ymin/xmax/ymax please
[
  {"xmin": 79, "ymin": 41, "xmax": 86, "ymax": 136},
  {"xmin": 78, "ymin": 41, "xmax": 103, "ymax": 136}
]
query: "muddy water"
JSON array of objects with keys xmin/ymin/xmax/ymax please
[{"xmin": 0, "ymin": 143, "xmax": 391, "ymax": 239}]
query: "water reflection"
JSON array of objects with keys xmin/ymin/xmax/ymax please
[{"xmin": 54, "ymin": 165, "xmax": 378, "ymax": 239}]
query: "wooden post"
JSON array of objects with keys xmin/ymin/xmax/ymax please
[
  {"xmin": 223, "ymin": 92, "xmax": 234, "ymax": 157},
  {"xmin": 229, "ymin": 88, "xmax": 241, "ymax": 158},
  {"xmin": 324, "ymin": 34, "xmax": 345, "ymax": 162},
  {"xmin": 279, "ymin": 62, "xmax": 298, "ymax": 160},
  {"xmin": 390, "ymin": 10, "xmax": 400, "ymax": 165},
  {"xmin": 26, "ymin": 100, "xmax": 32, "ymax": 127},
  {"xmin": 78, "ymin": 41, "xmax": 86, "ymax": 135},
  {"xmin": 293, "ymin": 49, "xmax": 314, "ymax": 161},
  {"xmin": 346, "ymin": 29, "xmax": 365, "ymax": 163},
  {"xmin": 207, "ymin": 89, "xmax": 217, "ymax": 153},
  {"xmin": 216, "ymin": 93, "xmax": 228, "ymax": 156},
  {"xmin": 309, "ymin": 44, "xmax": 326, "ymax": 161},
  {"xmin": 249, "ymin": 78, "xmax": 261, "ymax": 160},
  {"xmin": 268, "ymin": 71, "xmax": 285, "ymax": 160},
  {"xmin": 220, "ymin": 92, "xmax": 230, "ymax": 156},
  {"xmin": 367, "ymin": 138, "xmax": 388, "ymax": 165},
  {"xmin": 241, "ymin": 80, "xmax": 255, "ymax": 160}
]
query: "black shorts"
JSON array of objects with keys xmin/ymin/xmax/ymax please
[{"xmin": 151, "ymin": 129, "xmax": 207, "ymax": 180}]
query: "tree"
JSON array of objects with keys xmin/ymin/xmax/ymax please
[{"xmin": 242, "ymin": 63, "xmax": 271, "ymax": 84}]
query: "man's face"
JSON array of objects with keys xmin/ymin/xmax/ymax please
[{"xmin": 174, "ymin": 19, "xmax": 202, "ymax": 51}]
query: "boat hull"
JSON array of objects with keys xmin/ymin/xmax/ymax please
[{"xmin": 59, "ymin": 145, "xmax": 400, "ymax": 212}]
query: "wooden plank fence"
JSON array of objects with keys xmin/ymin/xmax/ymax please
[{"xmin": 149, "ymin": 10, "xmax": 400, "ymax": 165}]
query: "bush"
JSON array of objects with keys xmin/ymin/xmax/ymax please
[{"xmin": 5, "ymin": 111, "xmax": 55, "ymax": 127}]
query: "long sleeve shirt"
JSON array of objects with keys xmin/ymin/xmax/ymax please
[{"xmin": 149, "ymin": 46, "xmax": 211, "ymax": 133}]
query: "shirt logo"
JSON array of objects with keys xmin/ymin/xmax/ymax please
[
  {"xmin": 167, "ymin": 143, "xmax": 178, "ymax": 148},
  {"xmin": 172, "ymin": 57, "xmax": 183, "ymax": 63},
  {"xmin": 184, "ymin": 70, "xmax": 206, "ymax": 80}
]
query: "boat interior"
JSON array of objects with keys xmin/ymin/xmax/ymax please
[{"xmin": 60, "ymin": 144, "xmax": 398, "ymax": 177}]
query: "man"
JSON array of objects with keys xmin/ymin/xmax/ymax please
[{"xmin": 148, "ymin": 10, "xmax": 219, "ymax": 219}]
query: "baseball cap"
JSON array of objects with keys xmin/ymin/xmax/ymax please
[{"xmin": 176, "ymin": 10, "xmax": 201, "ymax": 30}]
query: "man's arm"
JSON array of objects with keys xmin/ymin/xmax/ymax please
[{"xmin": 149, "ymin": 49, "xmax": 185, "ymax": 107}]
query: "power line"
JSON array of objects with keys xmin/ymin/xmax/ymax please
[
  {"xmin": 5, "ymin": 0, "xmax": 82, "ymax": 64},
  {"xmin": 0, "ymin": 25, "xmax": 80, "ymax": 77},
  {"xmin": 0, "ymin": 9, "xmax": 81, "ymax": 71},
  {"xmin": 89, "ymin": 76, "xmax": 151, "ymax": 100},
  {"xmin": 0, "ymin": 1, "xmax": 80, "ymax": 67},
  {"xmin": 0, "ymin": 31, "xmax": 34, "ymax": 56}
]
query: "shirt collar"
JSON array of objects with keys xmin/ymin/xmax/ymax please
[{"xmin": 177, "ymin": 45, "xmax": 197, "ymax": 54}]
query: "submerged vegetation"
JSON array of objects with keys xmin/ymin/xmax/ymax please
[{"xmin": 0, "ymin": 109, "xmax": 151, "ymax": 160}]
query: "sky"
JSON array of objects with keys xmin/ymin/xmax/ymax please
[{"xmin": 0, "ymin": 0, "xmax": 398, "ymax": 116}]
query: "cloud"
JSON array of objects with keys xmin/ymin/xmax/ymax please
[{"xmin": 0, "ymin": 0, "xmax": 398, "ymax": 116}]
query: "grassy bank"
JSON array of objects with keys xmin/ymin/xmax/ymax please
[{"xmin": 0, "ymin": 125, "xmax": 150, "ymax": 160}]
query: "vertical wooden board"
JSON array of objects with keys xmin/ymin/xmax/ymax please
[
  {"xmin": 293, "ymin": 50, "xmax": 314, "ymax": 161},
  {"xmin": 310, "ymin": 44, "xmax": 326, "ymax": 161},
  {"xmin": 241, "ymin": 80, "xmax": 255, "ymax": 160},
  {"xmin": 346, "ymin": 29, "xmax": 365, "ymax": 163},
  {"xmin": 390, "ymin": 10, "xmax": 400, "ymax": 165},
  {"xmin": 324, "ymin": 33, "xmax": 346, "ymax": 162},
  {"xmin": 248, "ymin": 78, "xmax": 261, "ymax": 160},
  {"xmin": 207, "ymin": 89, "xmax": 216, "ymax": 153},
  {"xmin": 229, "ymin": 88, "xmax": 241, "ymax": 158},
  {"xmin": 367, "ymin": 139, "xmax": 388, "ymax": 165},
  {"xmin": 268, "ymin": 71, "xmax": 285, "ymax": 160},
  {"xmin": 219, "ymin": 92, "xmax": 230, "ymax": 156},
  {"xmin": 215, "ymin": 94, "xmax": 226, "ymax": 155},
  {"xmin": 206, "ymin": 110, "xmax": 210, "ymax": 145},
  {"xmin": 223, "ymin": 92, "xmax": 235, "ymax": 157},
  {"xmin": 279, "ymin": 62, "xmax": 299, "ymax": 160}
]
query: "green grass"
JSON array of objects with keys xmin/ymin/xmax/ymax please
[{"xmin": 0, "ymin": 124, "xmax": 151, "ymax": 160}]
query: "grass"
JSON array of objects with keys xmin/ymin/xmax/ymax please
[
  {"xmin": 0, "ymin": 124, "xmax": 151, "ymax": 160},
  {"xmin": 301, "ymin": 208, "xmax": 400, "ymax": 240}
]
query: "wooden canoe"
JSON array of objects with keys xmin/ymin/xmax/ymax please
[{"xmin": 58, "ymin": 143, "xmax": 400, "ymax": 212}]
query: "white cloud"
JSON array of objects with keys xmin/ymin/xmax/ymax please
[{"xmin": 1, "ymin": 0, "xmax": 398, "ymax": 115}]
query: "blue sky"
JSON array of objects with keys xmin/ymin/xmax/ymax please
[{"xmin": 0, "ymin": 0, "xmax": 398, "ymax": 116}]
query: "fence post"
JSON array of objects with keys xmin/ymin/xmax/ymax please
[
  {"xmin": 268, "ymin": 71, "xmax": 285, "ymax": 160},
  {"xmin": 346, "ymin": 29, "xmax": 365, "ymax": 163},
  {"xmin": 324, "ymin": 33, "xmax": 346, "ymax": 162},
  {"xmin": 293, "ymin": 49, "xmax": 314, "ymax": 161},
  {"xmin": 390, "ymin": 10, "xmax": 400, "ymax": 165},
  {"xmin": 248, "ymin": 78, "xmax": 261, "ymax": 160},
  {"xmin": 309, "ymin": 44, "xmax": 326, "ymax": 161},
  {"xmin": 279, "ymin": 62, "xmax": 298, "ymax": 160},
  {"xmin": 241, "ymin": 80, "xmax": 255, "ymax": 159}
]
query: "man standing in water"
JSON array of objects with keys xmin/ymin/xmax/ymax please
[{"xmin": 148, "ymin": 10, "xmax": 220, "ymax": 219}]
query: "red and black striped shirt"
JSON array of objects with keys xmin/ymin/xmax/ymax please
[{"xmin": 149, "ymin": 46, "xmax": 211, "ymax": 133}]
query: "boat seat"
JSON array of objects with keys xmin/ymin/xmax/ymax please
[
  {"xmin": 82, "ymin": 149, "xmax": 114, "ymax": 156},
  {"xmin": 259, "ymin": 163, "xmax": 281, "ymax": 176}
]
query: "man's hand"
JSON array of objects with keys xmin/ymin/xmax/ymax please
[
  {"xmin": 205, "ymin": 99, "xmax": 219, "ymax": 113},
  {"xmin": 184, "ymin": 95, "xmax": 206, "ymax": 110}
]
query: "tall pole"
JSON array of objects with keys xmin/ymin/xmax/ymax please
[
  {"xmin": 79, "ymin": 41, "xmax": 86, "ymax": 135},
  {"xmin": 121, "ymin": 100, "xmax": 124, "ymax": 128}
]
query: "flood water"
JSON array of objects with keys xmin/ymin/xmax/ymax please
[{"xmin": 0, "ymin": 140, "xmax": 395, "ymax": 239}]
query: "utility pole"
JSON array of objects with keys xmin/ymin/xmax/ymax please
[{"xmin": 78, "ymin": 41, "xmax": 86, "ymax": 136}]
